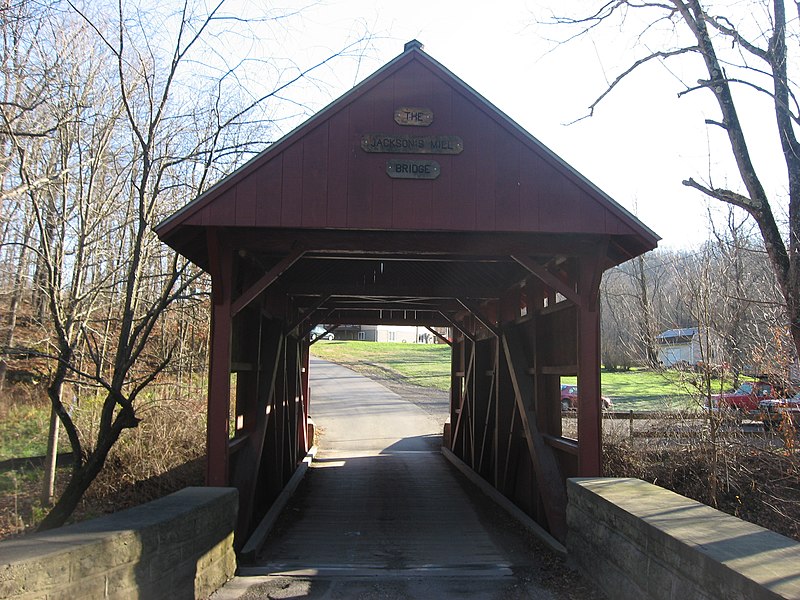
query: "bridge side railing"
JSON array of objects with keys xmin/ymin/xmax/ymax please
[
  {"xmin": 0, "ymin": 487, "xmax": 237, "ymax": 600},
  {"xmin": 567, "ymin": 477, "xmax": 800, "ymax": 600}
]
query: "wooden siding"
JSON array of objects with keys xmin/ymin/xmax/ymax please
[{"xmin": 180, "ymin": 59, "xmax": 644, "ymax": 237}]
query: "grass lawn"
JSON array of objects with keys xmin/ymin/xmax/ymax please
[
  {"xmin": 0, "ymin": 404, "xmax": 50, "ymax": 461},
  {"xmin": 561, "ymin": 370, "xmax": 707, "ymax": 411},
  {"xmin": 311, "ymin": 341, "xmax": 723, "ymax": 411},
  {"xmin": 310, "ymin": 341, "xmax": 452, "ymax": 391}
]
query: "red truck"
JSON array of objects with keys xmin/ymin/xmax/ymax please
[{"xmin": 712, "ymin": 379, "xmax": 794, "ymax": 414}]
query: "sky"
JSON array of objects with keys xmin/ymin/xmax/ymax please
[{"xmin": 225, "ymin": 0, "xmax": 788, "ymax": 250}]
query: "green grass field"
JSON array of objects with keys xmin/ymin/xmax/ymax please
[
  {"xmin": 311, "ymin": 341, "xmax": 452, "ymax": 391},
  {"xmin": 310, "ymin": 340, "xmax": 730, "ymax": 411},
  {"xmin": 560, "ymin": 370, "xmax": 707, "ymax": 411},
  {"xmin": 0, "ymin": 405, "xmax": 50, "ymax": 461}
]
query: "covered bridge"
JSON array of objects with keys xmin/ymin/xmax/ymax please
[{"xmin": 155, "ymin": 40, "xmax": 659, "ymax": 546}]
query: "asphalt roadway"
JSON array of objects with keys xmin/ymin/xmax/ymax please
[{"xmin": 213, "ymin": 358, "xmax": 601, "ymax": 600}]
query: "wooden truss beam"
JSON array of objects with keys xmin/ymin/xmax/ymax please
[
  {"xmin": 285, "ymin": 295, "xmax": 331, "ymax": 334},
  {"xmin": 501, "ymin": 325, "xmax": 567, "ymax": 541},
  {"xmin": 297, "ymin": 308, "xmax": 336, "ymax": 340},
  {"xmin": 285, "ymin": 282, "xmax": 503, "ymax": 299},
  {"xmin": 457, "ymin": 299, "xmax": 500, "ymax": 337},
  {"xmin": 206, "ymin": 229, "xmax": 233, "ymax": 486},
  {"xmin": 230, "ymin": 229, "xmax": 610, "ymax": 258},
  {"xmin": 511, "ymin": 255, "xmax": 581, "ymax": 307},
  {"xmin": 309, "ymin": 324, "xmax": 340, "ymax": 347},
  {"xmin": 232, "ymin": 319, "xmax": 284, "ymax": 540},
  {"xmin": 450, "ymin": 340, "xmax": 475, "ymax": 456},
  {"xmin": 231, "ymin": 247, "xmax": 305, "ymax": 316},
  {"xmin": 438, "ymin": 311, "xmax": 475, "ymax": 342},
  {"xmin": 323, "ymin": 309, "xmax": 451, "ymax": 327},
  {"xmin": 577, "ymin": 256, "xmax": 604, "ymax": 475},
  {"xmin": 311, "ymin": 298, "xmax": 462, "ymax": 312},
  {"xmin": 425, "ymin": 326, "xmax": 451, "ymax": 346}
]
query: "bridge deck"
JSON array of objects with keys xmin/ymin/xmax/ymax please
[{"xmin": 214, "ymin": 359, "xmax": 599, "ymax": 599}]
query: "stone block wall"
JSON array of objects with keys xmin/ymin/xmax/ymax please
[
  {"xmin": 0, "ymin": 487, "xmax": 237, "ymax": 599},
  {"xmin": 567, "ymin": 478, "xmax": 800, "ymax": 600}
]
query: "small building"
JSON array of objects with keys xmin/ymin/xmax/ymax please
[
  {"xmin": 328, "ymin": 325, "xmax": 446, "ymax": 343},
  {"xmin": 376, "ymin": 325, "xmax": 417, "ymax": 343},
  {"xmin": 656, "ymin": 327, "xmax": 717, "ymax": 367}
]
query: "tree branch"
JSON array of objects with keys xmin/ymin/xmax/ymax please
[
  {"xmin": 682, "ymin": 177, "xmax": 758, "ymax": 212},
  {"xmin": 569, "ymin": 45, "xmax": 699, "ymax": 123},
  {"xmin": 704, "ymin": 13, "xmax": 769, "ymax": 60}
]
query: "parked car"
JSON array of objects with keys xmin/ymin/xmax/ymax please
[
  {"xmin": 310, "ymin": 326, "xmax": 334, "ymax": 340},
  {"xmin": 759, "ymin": 395, "xmax": 800, "ymax": 431},
  {"xmin": 560, "ymin": 384, "xmax": 612, "ymax": 412},
  {"xmin": 712, "ymin": 380, "xmax": 788, "ymax": 414}
]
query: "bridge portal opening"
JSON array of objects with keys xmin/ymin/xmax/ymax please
[{"xmin": 155, "ymin": 41, "xmax": 658, "ymax": 547}]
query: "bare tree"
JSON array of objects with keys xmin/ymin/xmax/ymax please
[
  {"xmin": 544, "ymin": 1, "xmax": 800, "ymax": 361},
  {"xmin": 601, "ymin": 249, "xmax": 674, "ymax": 369},
  {"xmin": 0, "ymin": 0, "xmax": 372, "ymax": 530},
  {"xmin": 0, "ymin": 0, "xmax": 67, "ymax": 389}
]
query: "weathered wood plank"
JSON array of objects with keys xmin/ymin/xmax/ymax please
[
  {"xmin": 501, "ymin": 324, "xmax": 567, "ymax": 542},
  {"xmin": 206, "ymin": 229, "xmax": 233, "ymax": 487},
  {"xmin": 232, "ymin": 319, "xmax": 283, "ymax": 542}
]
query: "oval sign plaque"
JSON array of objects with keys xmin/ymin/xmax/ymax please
[
  {"xmin": 394, "ymin": 107, "xmax": 433, "ymax": 126},
  {"xmin": 387, "ymin": 159, "xmax": 440, "ymax": 179}
]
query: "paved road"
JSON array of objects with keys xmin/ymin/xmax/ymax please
[{"xmin": 214, "ymin": 359, "xmax": 600, "ymax": 600}]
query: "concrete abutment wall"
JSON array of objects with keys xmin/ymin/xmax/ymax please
[
  {"xmin": 567, "ymin": 477, "xmax": 800, "ymax": 599},
  {"xmin": 0, "ymin": 487, "xmax": 237, "ymax": 600}
]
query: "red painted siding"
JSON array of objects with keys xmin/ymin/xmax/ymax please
[{"xmin": 177, "ymin": 57, "xmax": 652, "ymax": 240}]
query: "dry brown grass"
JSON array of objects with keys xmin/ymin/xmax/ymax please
[
  {"xmin": 0, "ymin": 388, "xmax": 207, "ymax": 539},
  {"xmin": 75, "ymin": 393, "xmax": 207, "ymax": 518},
  {"xmin": 603, "ymin": 415, "xmax": 800, "ymax": 542}
]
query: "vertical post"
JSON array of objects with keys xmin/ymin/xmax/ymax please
[
  {"xmin": 206, "ymin": 229, "xmax": 233, "ymax": 486},
  {"xmin": 577, "ymin": 258, "xmax": 602, "ymax": 476},
  {"xmin": 449, "ymin": 336, "xmax": 463, "ymax": 453},
  {"xmin": 284, "ymin": 335, "xmax": 299, "ymax": 471},
  {"xmin": 300, "ymin": 338, "xmax": 311, "ymax": 452},
  {"xmin": 235, "ymin": 309, "xmax": 261, "ymax": 435},
  {"xmin": 494, "ymin": 338, "xmax": 514, "ymax": 492}
]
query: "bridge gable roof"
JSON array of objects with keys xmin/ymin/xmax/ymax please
[{"xmin": 156, "ymin": 41, "xmax": 658, "ymax": 265}]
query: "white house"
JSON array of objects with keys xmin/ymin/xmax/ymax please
[
  {"xmin": 326, "ymin": 324, "xmax": 449, "ymax": 343},
  {"xmin": 656, "ymin": 327, "xmax": 703, "ymax": 367}
]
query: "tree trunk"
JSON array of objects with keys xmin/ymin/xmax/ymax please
[
  {"xmin": 41, "ymin": 406, "xmax": 60, "ymax": 506},
  {"xmin": 1, "ymin": 214, "xmax": 34, "ymax": 390},
  {"xmin": 37, "ymin": 455, "xmax": 101, "ymax": 531},
  {"xmin": 37, "ymin": 399, "xmax": 137, "ymax": 531},
  {"xmin": 635, "ymin": 255, "xmax": 659, "ymax": 368}
]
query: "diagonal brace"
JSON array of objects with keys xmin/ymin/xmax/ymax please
[
  {"xmin": 438, "ymin": 311, "xmax": 475, "ymax": 342},
  {"xmin": 425, "ymin": 326, "xmax": 452, "ymax": 346},
  {"xmin": 457, "ymin": 299, "xmax": 500, "ymax": 338},
  {"xmin": 501, "ymin": 325, "xmax": 567, "ymax": 541},
  {"xmin": 512, "ymin": 255, "xmax": 581, "ymax": 307},
  {"xmin": 231, "ymin": 248, "xmax": 305, "ymax": 317},
  {"xmin": 285, "ymin": 295, "xmax": 331, "ymax": 334}
]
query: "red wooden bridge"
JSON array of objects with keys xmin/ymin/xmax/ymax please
[{"xmin": 155, "ymin": 40, "xmax": 658, "ymax": 549}]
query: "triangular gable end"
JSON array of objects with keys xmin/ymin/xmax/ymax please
[{"xmin": 156, "ymin": 41, "xmax": 659, "ymax": 261}]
